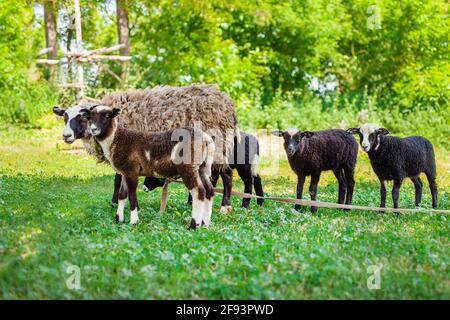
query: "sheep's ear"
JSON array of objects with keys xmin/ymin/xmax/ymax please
[
  {"xmin": 301, "ymin": 131, "xmax": 314, "ymax": 138},
  {"xmin": 271, "ymin": 130, "xmax": 284, "ymax": 137},
  {"xmin": 53, "ymin": 106, "xmax": 65, "ymax": 116},
  {"xmin": 111, "ymin": 108, "xmax": 122, "ymax": 118},
  {"xmin": 378, "ymin": 128, "xmax": 389, "ymax": 135},
  {"xmin": 346, "ymin": 127, "xmax": 360, "ymax": 134},
  {"xmin": 79, "ymin": 109, "xmax": 91, "ymax": 119}
]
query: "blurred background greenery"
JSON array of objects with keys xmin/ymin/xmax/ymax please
[{"xmin": 1, "ymin": 0, "xmax": 448, "ymax": 146}]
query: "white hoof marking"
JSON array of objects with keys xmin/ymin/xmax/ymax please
[
  {"xmin": 130, "ymin": 209, "xmax": 139, "ymax": 225},
  {"xmin": 220, "ymin": 206, "xmax": 232, "ymax": 214},
  {"xmin": 116, "ymin": 199, "xmax": 125, "ymax": 222}
]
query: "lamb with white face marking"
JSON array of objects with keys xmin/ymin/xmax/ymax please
[
  {"xmin": 347, "ymin": 124, "xmax": 438, "ymax": 209},
  {"xmin": 350, "ymin": 123, "xmax": 386, "ymax": 153},
  {"xmin": 81, "ymin": 105, "xmax": 216, "ymax": 228},
  {"xmin": 272, "ymin": 128, "xmax": 359, "ymax": 213}
]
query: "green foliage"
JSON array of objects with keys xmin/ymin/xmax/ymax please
[
  {"xmin": 0, "ymin": 0, "xmax": 448, "ymax": 132},
  {"xmin": 238, "ymin": 90, "xmax": 450, "ymax": 148},
  {"xmin": 0, "ymin": 128, "xmax": 449, "ymax": 299},
  {"xmin": 127, "ymin": 0, "xmax": 449, "ymax": 109},
  {"xmin": 339, "ymin": 0, "xmax": 449, "ymax": 109},
  {"xmin": 0, "ymin": 0, "xmax": 56, "ymax": 125},
  {"xmin": 0, "ymin": 78, "xmax": 57, "ymax": 126}
]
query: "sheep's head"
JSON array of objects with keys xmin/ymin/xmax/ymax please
[
  {"xmin": 80, "ymin": 105, "xmax": 121, "ymax": 140},
  {"xmin": 53, "ymin": 105, "xmax": 91, "ymax": 144},
  {"xmin": 271, "ymin": 128, "xmax": 314, "ymax": 157},
  {"xmin": 346, "ymin": 124, "xmax": 389, "ymax": 153}
]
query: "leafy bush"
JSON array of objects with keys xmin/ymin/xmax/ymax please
[
  {"xmin": 0, "ymin": 75, "xmax": 57, "ymax": 126},
  {"xmin": 0, "ymin": 0, "xmax": 57, "ymax": 126},
  {"xmin": 238, "ymin": 91, "xmax": 450, "ymax": 148}
]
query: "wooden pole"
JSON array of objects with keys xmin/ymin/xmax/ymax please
[
  {"xmin": 37, "ymin": 1, "xmax": 132, "ymax": 92},
  {"xmin": 74, "ymin": 0, "xmax": 84, "ymax": 100}
]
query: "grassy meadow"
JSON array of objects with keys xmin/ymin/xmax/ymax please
[{"xmin": 0, "ymin": 125, "xmax": 449, "ymax": 299}]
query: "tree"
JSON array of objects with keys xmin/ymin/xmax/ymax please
[
  {"xmin": 43, "ymin": 0, "xmax": 58, "ymax": 81},
  {"xmin": 116, "ymin": 0, "xmax": 130, "ymax": 81}
]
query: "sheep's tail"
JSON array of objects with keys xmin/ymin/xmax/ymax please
[
  {"xmin": 202, "ymin": 132, "xmax": 215, "ymax": 178},
  {"xmin": 250, "ymin": 154, "xmax": 260, "ymax": 177},
  {"xmin": 250, "ymin": 138, "xmax": 260, "ymax": 177},
  {"xmin": 234, "ymin": 124, "xmax": 241, "ymax": 144}
]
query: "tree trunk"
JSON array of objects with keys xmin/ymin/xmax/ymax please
[
  {"xmin": 116, "ymin": 0, "xmax": 130, "ymax": 82},
  {"xmin": 66, "ymin": 14, "xmax": 74, "ymax": 83},
  {"xmin": 44, "ymin": 0, "xmax": 58, "ymax": 82}
]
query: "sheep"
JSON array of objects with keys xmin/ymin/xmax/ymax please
[
  {"xmin": 272, "ymin": 129, "xmax": 358, "ymax": 213},
  {"xmin": 80, "ymin": 105, "xmax": 216, "ymax": 228},
  {"xmin": 346, "ymin": 124, "xmax": 438, "ymax": 209},
  {"xmin": 53, "ymin": 84, "xmax": 239, "ymax": 213},
  {"xmin": 152, "ymin": 131, "xmax": 264, "ymax": 208}
]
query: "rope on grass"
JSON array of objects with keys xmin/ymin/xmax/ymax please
[{"xmin": 159, "ymin": 180, "xmax": 450, "ymax": 215}]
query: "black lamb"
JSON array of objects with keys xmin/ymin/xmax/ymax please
[
  {"xmin": 347, "ymin": 124, "xmax": 438, "ymax": 209},
  {"xmin": 272, "ymin": 129, "xmax": 358, "ymax": 213}
]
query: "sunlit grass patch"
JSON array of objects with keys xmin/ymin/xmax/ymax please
[{"xmin": 0, "ymin": 127, "xmax": 448, "ymax": 299}]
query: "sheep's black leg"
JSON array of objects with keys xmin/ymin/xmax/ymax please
[
  {"xmin": 426, "ymin": 173, "xmax": 438, "ymax": 208},
  {"xmin": 125, "ymin": 175, "xmax": 140, "ymax": 225},
  {"xmin": 309, "ymin": 173, "xmax": 320, "ymax": 213},
  {"xmin": 253, "ymin": 175, "xmax": 264, "ymax": 206},
  {"xmin": 111, "ymin": 173, "xmax": 122, "ymax": 207},
  {"xmin": 237, "ymin": 166, "xmax": 252, "ymax": 208},
  {"xmin": 295, "ymin": 174, "xmax": 306, "ymax": 211},
  {"xmin": 333, "ymin": 169, "xmax": 346, "ymax": 205},
  {"xmin": 392, "ymin": 179, "xmax": 403, "ymax": 209},
  {"xmin": 410, "ymin": 177, "xmax": 423, "ymax": 207},
  {"xmin": 219, "ymin": 167, "xmax": 233, "ymax": 214},
  {"xmin": 343, "ymin": 166, "xmax": 355, "ymax": 209},
  {"xmin": 187, "ymin": 193, "xmax": 193, "ymax": 205},
  {"xmin": 379, "ymin": 179, "xmax": 387, "ymax": 209},
  {"xmin": 211, "ymin": 168, "xmax": 220, "ymax": 187}
]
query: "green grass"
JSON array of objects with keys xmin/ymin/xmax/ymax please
[{"xmin": 0, "ymin": 126, "xmax": 449, "ymax": 299}]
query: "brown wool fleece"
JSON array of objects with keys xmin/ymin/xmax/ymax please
[{"xmin": 85, "ymin": 84, "xmax": 239, "ymax": 168}]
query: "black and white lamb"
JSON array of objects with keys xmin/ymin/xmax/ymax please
[
  {"xmin": 272, "ymin": 129, "xmax": 358, "ymax": 213},
  {"xmin": 227, "ymin": 132, "xmax": 264, "ymax": 208},
  {"xmin": 81, "ymin": 106, "xmax": 215, "ymax": 229},
  {"xmin": 347, "ymin": 124, "xmax": 438, "ymax": 209}
]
